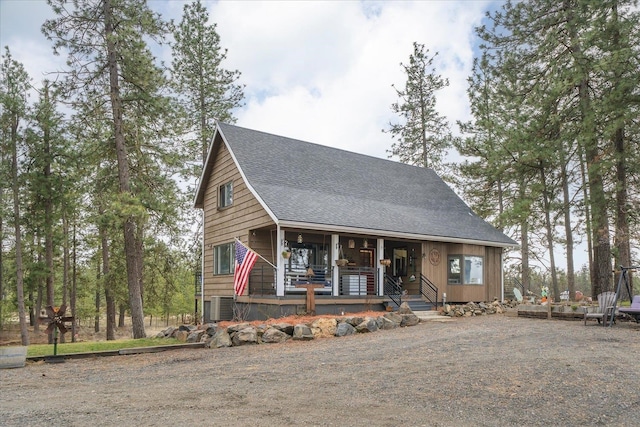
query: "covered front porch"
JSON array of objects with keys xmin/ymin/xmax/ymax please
[{"xmin": 239, "ymin": 229, "xmax": 439, "ymax": 318}]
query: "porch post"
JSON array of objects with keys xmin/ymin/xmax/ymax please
[
  {"xmin": 377, "ymin": 238, "xmax": 385, "ymax": 296},
  {"xmin": 331, "ymin": 234, "xmax": 340, "ymax": 296},
  {"xmin": 500, "ymin": 248, "xmax": 505, "ymax": 303},
  {"xmin": 276, "ymin": 226, "xmax": 285, "ymax": 296}
]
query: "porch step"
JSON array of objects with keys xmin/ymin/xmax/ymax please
[
  {"xmin": 387, "ymin": 298, "xmax": 434, "ymax": 312},
  {"xmin": 413, "ymin": 310, "xmax": 453, "ymax": 322},
  {"xmin": 407, "ymin": 301, "xmax": 434, "ymax": 311}
]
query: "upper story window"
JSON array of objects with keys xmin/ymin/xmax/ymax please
[
  {"xmin": 219, "ymin": 181, "xmax": 233, "ymax": 208},
  {"xmin": 448, "ymin": 255, "xmax": 483, "ymax": 285}
]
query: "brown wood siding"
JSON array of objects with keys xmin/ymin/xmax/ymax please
[
  {"xmin": 422, "ymin": 242, "xmax": 448, "ymax": 291},
  {"xmin": 484, "ymin": 246, "xmax": 503, "ymax": 301},
  {"xmin": 202, "ymin": 142, "xmax": 275, "ymax": 297},
  {"xmin": 442, "ymin": 243, "xmax": 489, "ymax": 303}
]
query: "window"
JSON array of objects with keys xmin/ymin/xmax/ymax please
[
  {"xmin": 213, "ymin": 242, "xmax": 234, "ymax": 275},
  {"xmin": 219, "ymin": 181, "xmax": 233, "ymax": 208},
  {"xmin": 448, "ymin": 255, "xmax": 483, "ymax": 285}
]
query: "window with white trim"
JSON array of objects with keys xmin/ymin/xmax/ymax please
[
  {"xmin": 219, "ymin": 181, "xmax": 233, "ymax": 208},
  {"xmin": 213, "ymin": 242, "xmax": 234, "ymax": 275}
]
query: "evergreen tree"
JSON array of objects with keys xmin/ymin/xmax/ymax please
[
  {"xmin": 384, "ymin": 42, "xmax": 454, "ymax": 175},
  {"xmin": 0, "ymin": 47, "xmax": 31, "ymax": 345},
  {"xmin": 24, "ymin": 80, "xmax": 68, "ymax": 341},
  {"xmin": 43, "ymin": 0, "xmax": 176, "ymax": 338},
  {"xmin": 463, "ymin": 0, "xmax": 640, "ymax": 297},
  {"xmin": 172, "ymin": 0, "xmax": 244, "ymax": 165}
]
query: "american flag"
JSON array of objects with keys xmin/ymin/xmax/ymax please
[{"xmin": 234, "ymin": 240, "xmax": 258, "ymax": 296}]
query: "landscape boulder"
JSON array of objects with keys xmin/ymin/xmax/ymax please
[
  {"xmin": 232, "ymin": 326, "xmax": 259, "ymax": 346},
  {"xmin": 271, "ymin": 323, "xmax": 294, "ymax": 335},
  {"xmin": 400, "ymin": 313, "xmax": 420, "ymax": 327},
  {"xmin": 377, "ymin": 316, "xmax": 400, "ymax": 330},
  {"xmin": 292, "ymin": 324, "xmax": 314, "ymax": 340},
  {"xmin": 311, "ymin": 318, "xmax": 337, "ymax": 338},
  {"xmin": 355, "ymin": 317, "xmax": 379, "ymax": 333},
  {"xmin": 261, "ymin": 327, "xmax": 290, "ymax": 344},
  {"xmin": 207, "ymin": 329, "xmax": 232, "ymax": 348},
  {"xmin": 335, "ymin": 322, "xmax": 356, "ymax": 337},
  {"xmin": 187, "ymin": 330, "xmax": 205, "ymax": 343},
  {"xmin": 397, "ymin": 302, "xmax": 413, "ymax": 315}
]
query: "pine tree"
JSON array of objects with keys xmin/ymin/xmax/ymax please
[
  {"xmin": 43, "ymin": 0, "xmax": 176, "ymax": 338},
  {"xmin": 0, "ymin": 47, "xmax": 31, "ymax": 345},
  {"xmin": 172, "ymin": 0, "xmax": 244, "ymax": 165},
  {"xmin": 24, "ymin": 80, "xmax": 69, "ymax": 342},
  {"xmin": 463, "ymin": 0, "xmax": 640, "ymax": 298},
  {"xmin": 384, "ymin": 42, "xmax": 454, "ymax": 175}
]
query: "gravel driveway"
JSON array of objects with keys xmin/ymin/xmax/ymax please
[{"xmin": 2, "ymin": 314, "xmax": 639, "ymax": 426}]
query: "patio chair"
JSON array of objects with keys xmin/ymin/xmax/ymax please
[
  {"xmin": 618, "ymin": 295, "xmax": 640, "ymax": 323},
  {"xmin": 583, "ymin": 291, "xmax": 617, "ymax": 326}
]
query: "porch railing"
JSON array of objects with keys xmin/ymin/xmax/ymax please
[
  {"xmin": 248, "ymin": 265, "xmax": 277, "ymax": 295},
  {"xmin": 338, "ymin": 266, "xmax": 377, "ymax": 296},
  {"xmin": 419, "ymin": 273, "xmax": 438, "ymax": 309},
  {"xmin": 383, "ymin": 274, "xmax": 403, "ymax": 307},
  {"xmin": 284, "ymin": 264, "xmax": 332, "ymax": 295},
  {"xmin": 247, "ymin": 264, "xmax": 382, "ymax": 297}
]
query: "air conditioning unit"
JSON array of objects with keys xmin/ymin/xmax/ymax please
[{"xmin": 210, "ymin": 296, "xmax": 234, "ymax": 321}]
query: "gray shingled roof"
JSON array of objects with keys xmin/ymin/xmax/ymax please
[{"xmin": 199, "ymin": 122, "xmax": 516, "ymax": 247}]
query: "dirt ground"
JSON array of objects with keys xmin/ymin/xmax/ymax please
[{"xmin": 2, "ymin": 314, "xmax": 640, "ymax": 426}]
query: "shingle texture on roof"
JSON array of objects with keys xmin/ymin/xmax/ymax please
[{"xmin": 216, "ymin": 123, "xmax": 516, "ymax": 247}]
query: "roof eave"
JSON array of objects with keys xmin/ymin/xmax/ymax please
[{"xmin": 277, "ymin": 220, "xmax": 519, "ymax": 248}]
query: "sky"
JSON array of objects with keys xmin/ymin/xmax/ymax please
[{"xmin": 0, "ymin": 0, "xmax": 497, "ymax": 160}]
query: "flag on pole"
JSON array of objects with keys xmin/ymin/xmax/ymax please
[{"xmin": 234, "ymin": 240, "xmax": 258, "ymax": 296}]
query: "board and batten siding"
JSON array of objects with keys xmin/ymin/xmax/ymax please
[
  {"xmin": 484, "ymin": 246, "xmax": 504, "ymax": 301},
  {"xmin": 203, "ymin": 142, "xmax": 274, "ymax": 297},
  {"xmin": 425, "ymin": 243, "xmax": 503, "ymax": 303}
]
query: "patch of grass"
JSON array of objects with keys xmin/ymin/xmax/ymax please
[{"xmin": 27, "ymin": 337, "xmax": 180, "ymax": 357}]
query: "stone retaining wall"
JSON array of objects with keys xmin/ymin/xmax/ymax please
[{"xmin": 156, "ymin": 303, "xmax": 422, "ymax": 348}]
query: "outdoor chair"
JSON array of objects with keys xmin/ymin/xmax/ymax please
[
  {"xmin": 618, "ymin": 295, "xmax": 640, "ymax": 323},
  {"xmin": 583, "ymin": 291, "xmax": 617, "ymax": 326}
]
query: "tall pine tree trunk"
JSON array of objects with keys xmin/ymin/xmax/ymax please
[
  {"xmin": 10, "ymin": 114, "xmax": 29, "ymax": 345},
  {"xmin": 104, "ymin": 0, "xmax": 145, "ymax": 338},
  {"xmin": 519, "ymin": 181, "xmax": 531, "ymax": 295},
  {"xmin": 560, "ymin": 153, "xmax": 575, "ymax": 300},
  {"xmin": 71, "ymin": 219, "xmax": 77, "ymax": 342},
  {"xmin": 540, "ymin": 164, "xmax": 559, "ymax": 301},
  {"xmin": 94, "ymin": 239, "xmax": 101, "ymax": 333},
  {"xmin": 43, "ymin": 83, "xmax": 55, "ymax": 344},
  {"xmin": 100, "ymin": 223, "xmax": 116, "ymax": 341},
  {"xmin": 613, "ymin": 125, "xmax": 631, "ymax": 298},
  {"xmin": 565, "ymin": 0, "xmax": 612, "ymax": 296},
  {"xmin": 578, "ymin": 145, "xmax": 594, "ymax": 288},
  {"xmin": 610, "ymin": 2, "xmax": 631, "ymax": 299}
]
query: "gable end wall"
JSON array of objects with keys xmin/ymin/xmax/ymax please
[{"xmin": 202, "ymin": 142, "xmax": 274, "ymax": 297}]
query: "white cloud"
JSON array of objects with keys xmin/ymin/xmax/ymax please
[
  {"xmin": 1, "ymin": 0, "xmax": 492, "ymax": 159},
  {"xmin": 202, "ymin": 0, "xmax": 492, "ymax": 158}
]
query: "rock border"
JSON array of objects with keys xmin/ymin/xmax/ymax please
[
  {"xmin": 156, "ymin": 302, "xmax": 422, "ymax": 348},
  {"xmin": 156, "ymin": 301, "xmax": 512, "ymax": 348}
]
